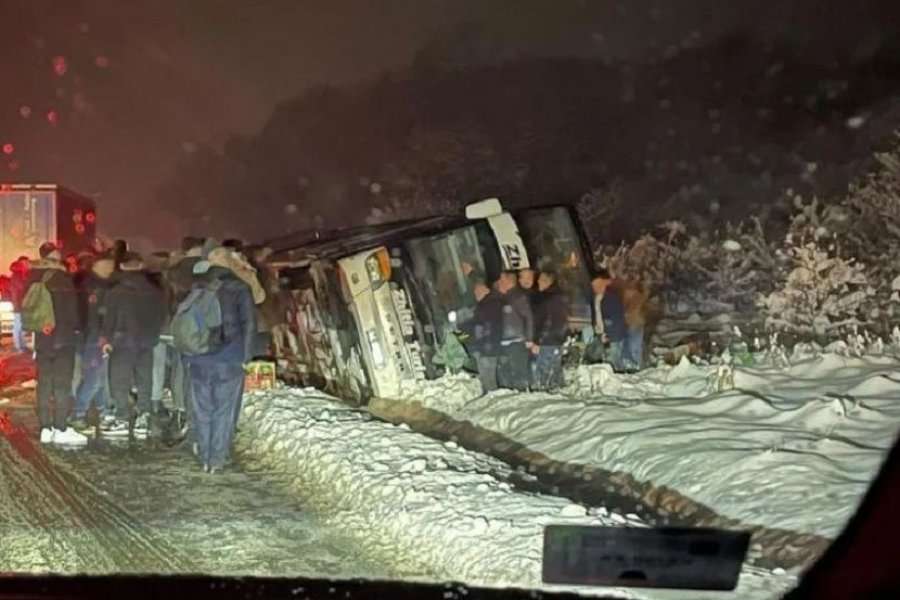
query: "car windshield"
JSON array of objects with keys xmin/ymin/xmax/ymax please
[{"xmin": 2, "ymin": 2, "xmax": 899, "ymax": 599}]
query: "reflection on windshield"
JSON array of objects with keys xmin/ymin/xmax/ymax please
[
  {"xmin": 518, "ymin": 207, "xmax": 593, "ymax": 328},
  {"xmin": 407, "ymin": 225, "xmax": 485, "ymax": 335}
]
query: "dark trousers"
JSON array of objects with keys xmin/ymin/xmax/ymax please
[
  {"xmin": 172, "ymin": 350, "xmax": 195, "ymax": 440},
  {"xmin": 190, "ymin": 361, "xmax": 244, "ymax": 469},
  {"xmin": 109, "ymin": 346, "xmax": 154, "ymax": 420},
  {"xmin": 532, "ymin": 345, "xmax": 564, "ymax": 390},
  {"xmin": 497, "ymin": 342, "xmax": 530, "ymax": 391},
  {"xmin": 36, "ymin": 347, "xmax": 76, "ymax": 430},
  {"xmin": 74, "ymin": 343, "xmax": 111, "ymax": 418},
  {"xmin": 474, "ymin": 354, "xmax": 499, "ymax": 393}
]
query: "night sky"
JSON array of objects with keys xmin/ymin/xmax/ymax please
[{"xmin": 1, "ymin": 0, "xmax": 897, "ymax": 246}]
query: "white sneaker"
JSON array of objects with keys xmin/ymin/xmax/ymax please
[
  {"xmin": 102, "ymin": 419, "xmax": 130, "ymax": 437},
  {"xmin": 40, "ymin": 428, "xmax": 55, "ymax": 444},
  {"xmin": 52, "ymin": 427, "xmax": 88, "ymax": 447}
]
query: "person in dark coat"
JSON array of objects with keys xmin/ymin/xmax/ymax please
[
  {"xmin": 532, "ymin": 269, "xmax": 569, "ymax": 390},
  {"xmin": 187, "ymin": 253, "xmax": 256, "ymax": 474},
  {"xmin": 9, "ymin": 256, "xmax": 30, "ymax": 352},
  {"xmin": 517, "ymin": 268, "xmax": 539, "ymax": 312},
  {"xmin": 496, "ymin": 270, "xmax": 534, "ymax": 391},
  {"xmin": 27, "ymin": 242, "xmax": 86, "ymax": 445},
  {"xmin": 462, "ymin": 280, "xmax": 504, "ymax": 394},
  {"xmin": 71, "ymin": 252, "xmax": 116, "ymax": 430},
  {"xmin": 591, "ymin": 269, "xmax": 628, "ymax": 371},
  {"xmin": 162, "ymin": 236, "xmax": 205, "ymax": 441},
  {"xmin": 166, "ymin": 237, "xmax": 205, "ymax": 312},
  {"xmin": 101, "ymin": 252, "xmax": 166, "ymax": 436}
]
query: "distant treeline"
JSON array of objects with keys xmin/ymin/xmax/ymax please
[{"xmin": 157, "ymin": 33, "xmax": 900, "ymax": 244}]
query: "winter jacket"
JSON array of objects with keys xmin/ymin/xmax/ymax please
[
  {"xmin": 9, "ymin": 264, "xmax": 29, "ymax": 311},
  {"xmin": 209, "ymin": 247, "xmax": 266, "ymax": 305},
  {"xmin": 522, "ymin": 286, "xmax": 539, "ymax": 312},
  {"xmin": 26, "ymin": 260, "xmax": 81, "ymax": 351},
  {"xmin": 188, "ymin": 266, "xmax": 257, "ymax": 366},
  {"xmin": 499, "ymin": 287, "xmax": 534, "ymax": 344},
  {"xmin": 596, "ymin": 288, "xmax": 627, "ymax": 342},
  {"xmin": 466, "ymin": 291, "xmax": 504, "ymax": 356},
  {"xmin": 77, "ymin": 272, "xmax": 114, "ymax": 343},
  {"xmin": 102, "ymin": 271, "xmax": 166, "ymax": 350},
  {"xmin": 535, "ymin": 284, "xmax": 570, "ymax": 346},
  {"xmin": 611, "ymin": 279, "xmax": 650, "ymax": 329}
]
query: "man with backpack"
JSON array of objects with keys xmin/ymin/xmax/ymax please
[
  {"xmin": 23, "ymin": 242, "xmax": 87, "ymax": 446},
  {"xmin": 101, "ymin": 252, "xmax": 166, "ymax": 437},
  {"xmin": 162, "ymin": 237, "xmax": 206, "ymax": 443},
  {"xmin": 174, "ymin": 247, "xmax": 256, "ymax": 474}
]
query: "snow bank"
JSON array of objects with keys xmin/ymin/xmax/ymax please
[
  {"xmin": 396, "ymin": 372, "xmax": 482, "ymax": 412},
  {"xmin": 418, "ymin": 354, "xmax": 900, "ymax": 540},
  {"xmin": 239, "ymin": 387, "xmax": 793, "ymax": 599}
]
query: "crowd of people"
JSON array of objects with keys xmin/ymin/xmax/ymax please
[
  {"xmin": 6, "ymin": 236, "xmax": 266, "ymax": 475},
  {"xmin": 461, "ymin": 265, "xmax": 649, "ymax": 395}
]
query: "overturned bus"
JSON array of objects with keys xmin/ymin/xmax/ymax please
[{"xmin": 266, "ymin": 199, "xmax": 594, "ymax": 403}]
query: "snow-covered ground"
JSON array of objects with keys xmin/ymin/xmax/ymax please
[
  {"xmin": 239, "ymin": 386, "xmax": 796, "ymax": 599},
  {"xmin": 404, "ymin": 350, "xmax": 900, "ymax": 541}
]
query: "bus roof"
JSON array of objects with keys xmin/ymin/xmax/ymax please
[{"xmin": 267, "ymin": 214, "xmax": 466, "ymax": 264}]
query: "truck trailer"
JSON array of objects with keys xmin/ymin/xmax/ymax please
[{"xmin": 0, "ymin": 183, "xmax": 97, "ymax": 333}]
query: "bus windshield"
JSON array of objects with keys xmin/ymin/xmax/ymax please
[
  {"xmin": 516, "ymin": 206, "xmax": 594, "ymax": 329},
  {"xmin": 406, "ymin": 225, "xmax": 490, "ymax": 337}
]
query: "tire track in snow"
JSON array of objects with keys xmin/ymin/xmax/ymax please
[{"xmin": 0, "ymin": 411, "xmax": 192, "ymax": 573}]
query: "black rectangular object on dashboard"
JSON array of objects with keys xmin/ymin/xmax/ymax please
[{"xmin": 543, "ymin": 525, "xmax": 750, "ymax": 591}]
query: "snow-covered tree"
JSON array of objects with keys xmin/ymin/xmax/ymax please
[
  {"xmin": 759, "ymin": 232, "xmax": 870, "ymax": 340},
  {"xmin": 838, "ymin": 140, "xmax": 900, "ymax": 330}
]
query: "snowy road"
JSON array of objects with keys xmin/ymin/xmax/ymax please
[{"xmin": 0, "ymin": 387, "xmax": 394, "ymax": 580}]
